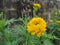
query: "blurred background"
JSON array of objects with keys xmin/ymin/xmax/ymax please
[
  {"xmin": 0, "ymin": 0, "xmax": 60, "ymax": 45},
  {"xmin": 0, "ymin": 0, "xmax": 60, "ymax": 20}
]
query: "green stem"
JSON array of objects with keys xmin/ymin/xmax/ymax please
[
  {"xmin": 25, "ymin": 34, "xmax": 29, "ymax": 45},
  {"xmin": 1, "ymin": 12, "xmax": 4, "ymax": 20}
]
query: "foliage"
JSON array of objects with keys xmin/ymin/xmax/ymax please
[
  {"xmin": 48, "ymin": 10, "xmax": 60, "ymax": 45},
  {"xmin": 0, "ymin": 10, "xmax": 60, "ymax": 45}
]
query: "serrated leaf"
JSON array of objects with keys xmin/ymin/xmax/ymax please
[
  {"xmin": 5, "ymin": 18, "xmax": 16, "ymax": 26},
  {"xmin": 43, "ymin": 39, "xmax": 54, "ymax": 45},
  {"xmin": 12, "ymin": 37, "xmax": 25, "ymax": 45}
]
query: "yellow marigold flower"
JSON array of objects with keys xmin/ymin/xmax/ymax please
[
  {"xmin": 33, "ymin": 3, "xmax": 41, "ymax": 8},
  {"xmin": 56, "ymin": 20, "xmax": 60, "ymax": 24},
  {"xmin": 49, "ymin": 20, "xmax": 53, "ymax": 22},
  {"xmin": 27, "ymin": 17, "xmax": 47, "ymax": 38}
]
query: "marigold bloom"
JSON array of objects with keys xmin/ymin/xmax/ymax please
[
  {"xmin": 27, "ymin": 17, "xmax": 47, "ymax": 37},
  {"xmin": 33, "ymin": 3, "xmax": 41, "ymax": 8}
]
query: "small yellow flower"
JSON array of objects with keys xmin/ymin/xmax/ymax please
[
  {"xmin": 56, "ymin": 20, "xmax": 60, "ymax": 24},
  {"xmin": 33, "ymin": 3, "xmax": 41, "ymax": 8},
  {"xmin": 55, "ymin": 12, "xmax": 58, "ymax": 15},
  {"xmin": 58, "ymin": 10, "xmax": 60, "ymax": 13},
  {"xmin": 27, "ymin": 17, "xmax": 47, "ymax": 38},
  {"xmin": 49, "ymin": 20, "xmax": 53, "ymax": 22}
]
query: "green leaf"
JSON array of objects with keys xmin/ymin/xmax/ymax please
[
  {"xmin": 27, "ymin": 36, "xmax": 41, "ymax": 45},
  {"xmin": 12, "ymin": 25, "xmax": 26, "ymax": 36},
  {"xmin": 0, "ymin": 20, "xmax": 6, "ymax": 26},
  {"xmin": 43, "ymin": 33, "xmax": 54, "ymax": 39},
  {"xmin": 0, "ymin": 12, "xmax": 3, "ymax": 17},
  {"xmin": 19, "ymin": 25, "xmax": 27, "ymax": 36},
  {"xmin": 12, "ymin": 37, "xmax": 25, "ymax": 45},
  {"xmin": 5, "ymin": 18, "xmax": 16, "ymax": 26},
  {"xmin": 43, "ymin": 39, "xmax": 54, "ymax": 45},
  {"xmin": 0, "ymin": 20, "xmax": 6, "ymax": 32}
]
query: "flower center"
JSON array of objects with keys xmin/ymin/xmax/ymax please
[{"xmin": 35, "ymin": 23, "xmax": 39, "ymax": 25}]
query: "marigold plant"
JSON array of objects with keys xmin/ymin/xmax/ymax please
[{"xmin": 27, "ymin": 17, "xmax": 47, "ymax": 37}]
